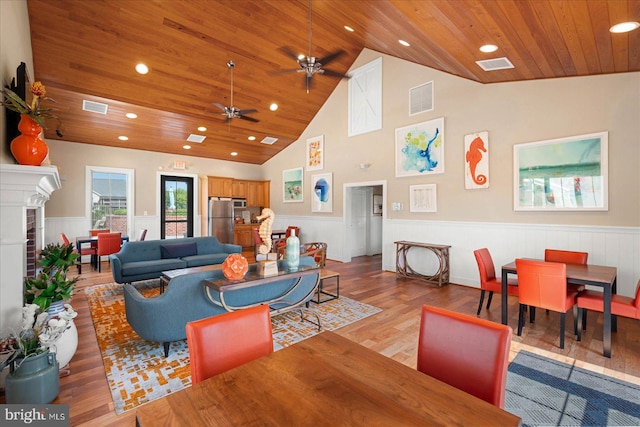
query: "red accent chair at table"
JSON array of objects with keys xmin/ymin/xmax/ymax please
[
  {"xmin": 89, "ymin": 229, "xmax": 109, "ymax": 269},
  {"xmin": 473, "ymin": 248, "xmax": 519, "ymax": 316},
  {"xmin": 515, "ymin": 259, "xmax": 579, "ymax": 349},
  {"xmin": 417, "ymin": 305, "xmax": 513, "ymax": 409},
  {"xmin": 577, "ymin": 279, "xmax": 640, "ymax": 341},
  {"xmin": 275, "ymin": 226, "xmax": 301, "ymax": 252},
  {"xmin": 186, "ymin": 304, "xmax": 273, "ymax": 385},
  {"xmin": 60, "ymin": 232, "xmax": 88, "ymax": 274},
  {"xmin": 543, "ymin": 249, "xmax": 588, "ymax": 325},
  {"xmin": 139, "ymin": 229, "xmax": 148, "ymax": 241},
  {"xmin": 96, "ymin": 232, "xmax": 122, "ymax": 272}
]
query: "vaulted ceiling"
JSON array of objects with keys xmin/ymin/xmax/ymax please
[{"xmin": 25, "ymin": 0, "xmax": 639, "ymax": 164}]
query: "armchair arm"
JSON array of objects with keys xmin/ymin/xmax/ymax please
[
  {"xmin": 222, "ymin": 243, "xmax": 242, "ymax": 254},
  {"xmin": 109, "ymin": 254, "xmax": 123, "ymax": 283}
]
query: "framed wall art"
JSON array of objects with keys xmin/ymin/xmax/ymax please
[
  {"xmin": 396, "ymin": 117, "xmax": 445, "ymax": 177},
  {"xmin": 464, "ymin": 131, "xmax": 489, "ymax": 189},
  {"xmin": 311, "ymin": 173, "xmax": 332, "ymax": 213},
  {"xmin": 410, "ymin": 184, "xmax": 437, "ymax": 213},
  {"xmin": 306, "ymin": 135, "xmax": 324, "ymax": 171},
  {"xmin": 513, "ymin": 131, "xmax": 608, "ymax": 211},
  {"xmin": 283, "ymin": 167, "xmax": 303, "ymax": 203}
]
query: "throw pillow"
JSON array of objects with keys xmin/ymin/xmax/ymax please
[{"xmin": 160, "ymin": 242, "xmax": 197, "ymax": 259}]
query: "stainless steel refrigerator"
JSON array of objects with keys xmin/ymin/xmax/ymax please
[{"xmin": 208, "ymin": 198, "xmax": 234, "ymax": 244}]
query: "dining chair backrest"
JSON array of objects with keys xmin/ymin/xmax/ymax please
[
  {"xmin": 544, "ymin": 249, "xmax": 588, "ymax": 265},
  {"xmin": 60, "ymin": 232, "xmax": 71, "ymax": 246},
  {"xmin": 97, "ymin": 232, "xmax": 122, "ymax": 256},
  {"xmin": 285, "ymin": 226, "xmax": 300, "ymax": 239},
  {"xmin": 301, "ymin": 242, "xmax": 327, "ymax": 268},
  {"xmin": 474, "ymin": 248, "xmax": 497, "ymax": 286},
  {"xmin": 139, "ymin": 229, "xmax": 147, "ymax": 241},
  {"xmin": 90, "ymin": 229, "xmax": 109, "ymax": 236},
  {"xmin": 417, "ymin": 305, "xmax": 512, "ymax": 408},
  {"xmin": 186, "ymin": 305, "xmax": 273, "ymax": 385},
  {"xmin": 515, "ymin": 259, "xmax": 569, "ymax": 312}
]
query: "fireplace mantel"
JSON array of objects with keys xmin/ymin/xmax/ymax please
[{"xmin": 0, "ymin": 163, "xmax": 61, "ymax": 333}]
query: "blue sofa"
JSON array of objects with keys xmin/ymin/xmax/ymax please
[
  {"xmin": 110, "ymin": 236, "xmax": 242, "ymax": 284},
  {"xmin": 123, "ymin": 257, "xmax": 319, "ymax": 356}
]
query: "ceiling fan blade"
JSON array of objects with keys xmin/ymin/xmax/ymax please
[
  {"xmin": 237, "ymin": 109, "xmax": 258, "ymax": 115},
  {"xmin": 213, "ymin": 102, "xmax": 227, "ymax": 112},
  {"xmin": 238, "ymin": 115, "xmax": 259, "ymax": 123},
  {"xmin": 321, "ymin": 69, "xmax": 348, "ymax": 78},
  {"xmin": 278, "ymin": 46, "xmax": 302, "ymax": 62},
  {"xmin": 319, "ymin": 50, "xmax": 345, "ymax": 66},
  {"xmin": 270, "ymin": 68, "xmax": 303, "ymax": 75}
]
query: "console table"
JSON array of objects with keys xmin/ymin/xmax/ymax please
[{"xmin": 394, "ymin": 241, "xmax": 451, "ymax": 286}]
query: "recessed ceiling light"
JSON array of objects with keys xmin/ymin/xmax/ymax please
[
  {"xmin": 248, "ymin": 136, "xmax": 256, "ymax": 141},
  {"xmin": 399, "ymin": 40, "xmax": 410, "ymax": 47},
  {"xmin": 183, "ymin": 145, "xmax": 191, "ymax": 150},
  {"xmin": 480, "ymin": 44, "xmax": 498, "ymax": 53},
  {"xmin": 610, "ymin": 21, "xmax": 640, "ymax": 33},
  {"xmin": 135, "ymin": 63, "xmax": 149, "ymax": 74},
  {"xmin": 230, "ymin": 152, "xmax": 238, "ymax": 156},
  {"xmin": 118, "ymin": 136, "xmax": 128, "ymax": 141},
  {"xmin": 269, "ymin": 103, "xmax": 278, "ymax": 111},
  {"xmin": 197, "ymin": 126, "xmax": 207, "ymax": 132},
  {"xmin": 344, "ymin": 25, "xmax": 354, "ymax": 32},
  {"xmin": 125, "ymin": 113, "xmax": 137, "ymax": 119}
]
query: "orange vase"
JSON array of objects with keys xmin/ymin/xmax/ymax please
[{"xmin": 10, "ymin": 114, "xmax": 49, "ymax": 166}]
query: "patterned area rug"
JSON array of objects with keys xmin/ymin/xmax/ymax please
[
  {"xmin": 505, "ymin": 351, "xmax": 640, "ymax": 426},
  {"xmin": 84, "ymin": 280, "xmax": 381, "ymax": 415}
]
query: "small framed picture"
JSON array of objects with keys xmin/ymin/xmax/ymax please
[
  {"xmin": 311, "ymin": 173, "xmax": 332, "ymax": 213},
  {"xmin": 410, "ymin": 184, "xmax": 437, "ymax": 212},
  {"xmin": 283, "ymin": 167, "xmax": 303, "ymax": 203},
  {"xmin": 306, "ymin": 135, "xmax": 324, "ymax": 171}
]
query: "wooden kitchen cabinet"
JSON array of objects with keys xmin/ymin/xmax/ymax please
[
  {"xmin": 234, "ymin": 225, "xmax": 254, "ymax": 249},
  {"xmin": 247, "ymin": 180, "xmax": 270, "ymax": 208},
  {"xmin": 208, "ymin": 177, "xmax": 233, "ymax": 197},
  {"xmin": 232, "ymin": 180, "xmax": 247, "ymax": 198}
]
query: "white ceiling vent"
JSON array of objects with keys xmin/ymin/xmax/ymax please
[
  {"xmin": 260, "ymin": 137, "xmax": 278, "ymax": 145},
  {"xmin": 186, "ymin": 134, "xmax": 206, "ymax": 143},
  {"xmin": 82, "ymin": 100, "xmax": 109, "ymax": 114},
  {"xmin": 476, "ymin": 57, "xmax": 514, "ymax": 71},
  {"xmin": 409, "ymin": 81, "xmax": 433, "ymax": 115}
]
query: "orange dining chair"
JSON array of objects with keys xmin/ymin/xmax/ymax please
[
  {"xmin": 417, "ymin": 305, "xmax": 512, "ymax": 408},
  {"xmin": 186, "ymin": 304, "xmax": 273, "ymax": 385},
  {"xmin": 515, "ymin": 259, "xmax": 579, "ymax": 349},
  {"xmin": 96, "ymin": 232, "xmax": 122, "ymax": 272},
  {"xmin": 275, "ymin": 226, "xmax": 301, "ymax": 252},
  {"xmin": 577, "ymin": 279, "xmax": 640, "ymax": 341},
  {"xmin": 543, "ymin": 249, "xmax": 588, "ymax": 324},
  {"xmin": 139, "ymin": 229, "xmax": 147, "ymax": 241},
  {"xmin": 473, "ymin": 248, "xmax": 519, "ymax": 316},
  {"xmin": 60, "ymin": 232, "xmax": 87, "ymax": 274}
]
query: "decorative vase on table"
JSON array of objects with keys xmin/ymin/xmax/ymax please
[
  {"xmin": 285, "ymin": 229, "xmax": 300, "ymax": 270},
  {"xmin": 4, "ymin": 350, "xmax": 59, "ymax": 404},
  {"xmin": 10, "ymin": 114, "xmax": 49, "ymax": 166}
]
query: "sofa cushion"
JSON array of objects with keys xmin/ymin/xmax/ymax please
[
  {"xmin": 121, "ymin": 258, "xmax": 187, "ymax": 276},
  {"xmin": 160, "ymin": 242, "xmax": 197, "ymax": 259},
  {"xmin": 182, "ymin": 253, "xmax": 230, "ymax": 267}
]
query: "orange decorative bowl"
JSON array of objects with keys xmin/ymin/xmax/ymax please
[{"xmin": 222, "ymin": 253, "xmax": 249, "ymax": 281}]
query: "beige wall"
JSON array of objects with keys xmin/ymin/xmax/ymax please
[
  {"xmin": 1, "ymin": 0, "xmax": 34, "ymax": 164},
  {"xmin": 264, "ymin": 49, "xmax": 640, "ymax": 227}
]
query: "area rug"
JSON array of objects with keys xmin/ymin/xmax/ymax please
[
  {"xmin": 84, "ymin": 280, "xmax": 381, "ymax": 414},
  {"xmin": 505, "ymin": 351, "xmax": 640, "ymax": 426}
]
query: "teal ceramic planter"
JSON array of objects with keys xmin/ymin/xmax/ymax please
[{"xmin": 5, "ymin": 350, "xmax": 59, "ymax": 403}]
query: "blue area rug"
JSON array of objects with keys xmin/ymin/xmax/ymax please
[{"xmin": 505, "ymin": 351, "xmax": 640, "ymax": 426}]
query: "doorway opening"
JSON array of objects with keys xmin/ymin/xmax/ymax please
[{"xmin": 160, "ymin": 174, "xmax": 195, "ymax": 239}]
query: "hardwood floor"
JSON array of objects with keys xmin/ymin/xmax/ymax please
[{"xmin": 2, "ymin": 255, "xmax": 639, "ymax": 426}]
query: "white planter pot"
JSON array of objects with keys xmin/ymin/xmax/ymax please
[{"xmin": 51, "ymin": 320, "xmax": 78, "ymax": 370}]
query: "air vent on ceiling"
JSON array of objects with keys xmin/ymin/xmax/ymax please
[
  {"xmin": 409, "ymin": 81, "xmax": 433, "ymax": 115},
  {"xmin": 261, "ymin": 137, "xmax": 278, "ymax": 145},
  {"xmin": 82, "ymin": 100, "xmax": 109, "ymax": 114},
  {"xmin": 476, "ymin": 57, "xmax": 514, "ymax": 71},
  {"xmin": 186, "ymin": 134, "xmax": 206, "ymax": 143}
]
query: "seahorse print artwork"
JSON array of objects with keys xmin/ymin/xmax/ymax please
[
  {"xmin": 464, "ymin": 131, "xmax": 490, "ymax": 189},
  {"xmin": 256, "ymin": 208, "xmax": 275, "ymax": 255}
]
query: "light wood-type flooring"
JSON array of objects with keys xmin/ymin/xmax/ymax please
[{"xmin": 2, "ymin": 255, "xmax": 639, "ymax": 426}]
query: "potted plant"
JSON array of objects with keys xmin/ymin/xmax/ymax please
[{"xmin": 24, "ymin": 242, "xmax": 80, "ymax": 313}]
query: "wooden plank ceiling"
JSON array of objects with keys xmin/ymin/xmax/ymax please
[{"xmin": 24, "ymin": 0, "xmax": 640, "ymax": 164}]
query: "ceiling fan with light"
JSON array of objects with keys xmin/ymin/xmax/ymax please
[
  {"xmin": 274, "ymin": 0, "xmax": 346, "ymax": 93},
  {"xmin": 213, "ymin": 60, "xmax": 259, "ymax": 123}
]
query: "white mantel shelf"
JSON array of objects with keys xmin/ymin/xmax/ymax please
[{"xmin": 0, "ymin": 164, "xmax": 61, "ymax": 209}]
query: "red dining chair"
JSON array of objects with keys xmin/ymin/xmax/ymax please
[
  {"xmin": 417, "ymin": 305, "xmax": 512, "ymax": 408},
  {"xmin": 577, "ymin": 279, "xmax": 640, "ymax": 341},
  {"xmin": 60, "ymin": 232, "xmax": 87, "ymax": 274},
  {"xmin": 139, "ymin": 229, "xmax": 147, "ymax": 241},
  {"xmin": 96, "ymin": 232, "xmax": 122, "ymax": 272},
  {"xmin": 186, "ymin": 305, "xmax": 273, "ymax": 385},
  {"xmin": 543, "ymin": 249, "xmax": 587, "ymax": 325},
  {"xmin": 275, "ymin": 226, "xmax": 301, "ymax": 252},
  {"xmin": 515, "ymin": 259, "xmax": 579, "ymax": 349},
  {"xmin": 90, "ymin": 229, "xmax": 109, "ymax": 269},
  {"xmin": 473, "ymin": 248, "xmax": 519, "ymax": 316}
]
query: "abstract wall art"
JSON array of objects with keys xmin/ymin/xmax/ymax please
[
  {"xmin": 283, "ymin": 167, "xmax": 303, "ymax": 203},
  {"xmin": 464, "ymin": 131, "xmax": 489, "ymax": 189},
  {"xmin": 306, "ymin": 135, "xmax": 324, "ymax": 171},
  {"xmin": 311, "ymin": 173, "xmax": 332, "ymax": 213},
  {"xmin": 514, "ymin": 131, "xmax": 608, "ymax": 211},
  {"xmin": 395, "ymin": 117, "xmax": 445, "ymax": 177},
  {"xmin": 410, "ymin": 184, "xmax": 437, "ymax": 213}
]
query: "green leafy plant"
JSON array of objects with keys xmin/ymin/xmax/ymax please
[{"xmin": 24, "ymin": 243, "xmax": 80, "ymax": 311}]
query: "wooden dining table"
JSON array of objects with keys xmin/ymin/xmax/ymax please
[
  {"xmin": 135, "ymin": 331, "xmax": 521, "ymax": 426},
  {"xmin": 501, "ymin": 260, "xmax": 617, "ymax": 358}
]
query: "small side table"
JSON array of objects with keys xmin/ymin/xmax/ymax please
[
  {"xmin": 394, "ymin": 241, "xmax": 451, "ymax": 287},
  {"xmin": 311, "ymin": 269, "xmax": 340, "ymax": 304}
]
